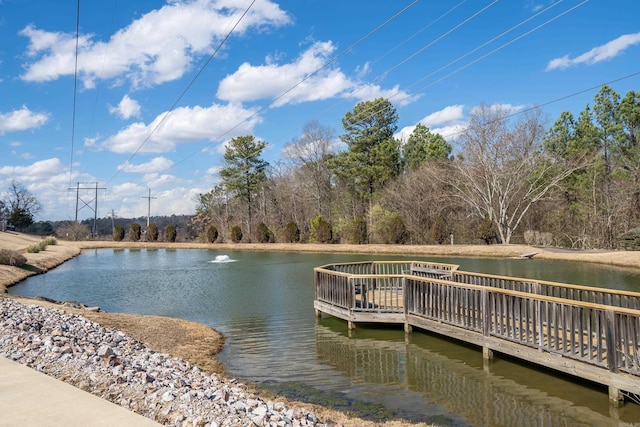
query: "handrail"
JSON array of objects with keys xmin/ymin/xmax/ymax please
[{"xmin": 314, "ymin": 260, "xmax": 640, "ymax": 401}]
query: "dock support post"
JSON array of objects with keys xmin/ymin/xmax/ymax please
[
  {"xmin": 483, "ymin": 346, "xmax": 493, "ymax": 361},
  {"xmin": 348, "ymin": 320, "xmax": 355, "ymax": 330},
  {"xmin": 608, "ymin": 386, "xmax": 623, "ymax": 406},
  {"xmin": 404, "ymin": 323, "xmax": 412, "ymax": 334},
  {"xmin": 315, "ymin": 309, "xmax": 321, "ymax": 318},
  {"xmin": 483, "ymin": 346, "xmax": 493, "ymax": 372}
]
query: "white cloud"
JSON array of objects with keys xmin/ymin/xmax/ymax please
[
  {"xmin": 430, "ymin": 124, "xmax": 466, "ymax": 140},
  {"xmin": 421, "ymin": 105, "xmax": 464, "ymax": 127},
  {"xmin": 546, "ymin": 32, "xmax": 640, "ymax": 71},
  {"xmin": 206, "ymin": 165, "xmax": 223, "ymax": 176},
  {"xmin": 118, "ymin": 157, "xmax": 174, "ymax": 174},
  {"xmin": 217, "ymin": 41, "xmax": 419, "ymax": 107},
  {"xmin": 470, "ymin": 103, "xmax": 524, "ymax": 115},
  {"xmin": 0, "ymin": 158, "xmax": 91, "ymax": 220},
  {"xmin": 344, "ymin": 84, "xmax": 421, "ymax": 107},
  {"xmin": 95, "ymin": 103, "xmax": 261, "ymax": 154},
  {"xmin": 109, "ymin": 95, "xmax": 142, "ymax": 119},
  {"xmin": 217, "ymin": 41, "xmax": 349, "ymax": 106},
  {"xmin": 0, "ymin": 105, "xmax": 49, "ymax": 134},
  {"xmin": 19, "ymin": 0, "xmax": 291, "ymax": 88},
  {"xmin": 102, "ymin": 184, "xmax": 204, "ymax": 218},
  {"xmin": 142, "ymin": 173, "xmax": 178, "ymax": 187},
  {"xmin": 396, "ymin": 105, "xmax": 466, "ymax": 142},
  {"xmin": 109, "ymin": 182, "xmax": 145, "ymax": 197},
  {"xmin": 0, "ymin": 158, "xmax": 65, "ymax": 180}
]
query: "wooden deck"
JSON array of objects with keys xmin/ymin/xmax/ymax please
[{"xmin": 314, "ymin": 260, "xmax": 640, "ymax": 404}]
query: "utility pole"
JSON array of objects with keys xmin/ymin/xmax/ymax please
[
  {"xmin": 141, "ymin": 188, "xmax": 157, "ymax": 227},
  {"xmin": 69, "ymin": 182, "xmax": 106, "ymax": 237},
  {"xmin": 110, "ymin": 209, "xmax": 117, "ymax": 230}
]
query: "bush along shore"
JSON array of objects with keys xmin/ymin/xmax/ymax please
[{"xmin": 0, "ymin": 298, "xmax": 326, "ymax": 427}]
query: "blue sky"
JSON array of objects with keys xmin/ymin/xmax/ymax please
[{"xmin": 1, "ymin": 0, "xmax": 639, "ymax": 222}]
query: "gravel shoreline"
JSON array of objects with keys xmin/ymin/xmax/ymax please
[{"xmin": 0, "ymin": 298, "xmax": 327, "ymax": 427}]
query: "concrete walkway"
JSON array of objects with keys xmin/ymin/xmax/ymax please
[{"xmin": 0, "ymin": 358, "xmax": 161, "ymax": 427}]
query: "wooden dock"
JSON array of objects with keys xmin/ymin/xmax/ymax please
[{"xmin": 313, "ymin": 260, "xmax": 640, "ymax": 404}]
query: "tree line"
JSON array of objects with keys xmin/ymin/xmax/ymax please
[
  {"xmin": 193, "ymin": 86, "xmax": 640, "ymax": 249},
  {"xmin": 4, "ymin": 85, "xmax": 638, "ymax": 249}
]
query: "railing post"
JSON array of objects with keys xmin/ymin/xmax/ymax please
[
  {"xmin": 481, "ymin": 289, "xmax": 493, "ymax": 363},
  {"xmin": 605, "ymin": 310, "xmax": 619, "ymax": 373},
  {"xmin": 605, "ymin": 309, "xmax": 623, "ymax": 404},
  {"xmin": 404, "ymin": 277, "xmax": 412, "ymax": 334}
]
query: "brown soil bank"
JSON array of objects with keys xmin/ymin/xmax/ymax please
[{"xmin": 2, "ymin": 232, "xmax": 640, "ymax": 427}]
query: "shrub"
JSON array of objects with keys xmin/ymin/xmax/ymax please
[
  {"xmin": 0, "ymin": 249, "xmax": 27, "ymax": 267},
  {"xmin": 44, "ymin": 236, "xmax": 57, "ymax": 245},
  {"xmin": 230, "ymin": 225, "xmax": 243, "ymax": 243},
  {"xmin": 56, "ymin": 221, "xmax": 90, "ymax": 241},
  {"xmin": 206, "ymin": 225, "xmax": 218, "ymax": 243},
  {"xmin": 524, "ymin": 230, "xmax": 553, "ymax": 246},
  {"xmin": 113, "ymin": 225, "xmax": 125, "ymax": 241},
  {"xmin": 310, "ymin": 215, "xmax": 332, "ymax": 244},
  {"xmin": 147, "ymin": 223, "xmax": 159, "ymax": 242},
  {"xmin": 371, "ymin": 207, "xmax": 407, "ymax": 244},
  {"xmin": 165, "ymin": 224, "xmax": 177, "ymax": 242},
  {"xmin": 431, "ymin": 214, "xmax": 448, "ymax": 244},
  {"xmin": 27, "ymin": 244, "xmax": 41, "ymax": 253},
  {"xmin": 347, "ymin": 217, "xmax": 367, "ymax": 244},
  {"xmin": 477, "ymin": 216, "xmax": 498, "ymax": 244},
  {"xmin": 26, "ymin": 240, "xmax": 48, "ymax": 253},
  {"xmin": 256, "ymin": 222, "xmax": 274, "ymax": 243},
  {"xmin": 128, "ymin": 223, "xmax": 142, "ymax": 242},
  {"xmin": 283, "ymin": 222, "xmax": 300, "ymax": 243},
  {"xmin": 619, "ymin": 228, "xmax": 640, "ymax": 250}
]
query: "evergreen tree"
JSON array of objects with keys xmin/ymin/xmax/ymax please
[
  {"xmin": 329, "ymin": 98, "xmax": 401, "ymax": 201},
  {"xmin": 403, "ymin": 123, "xmax": 451, "ymax": 170},
  {"xmin": 220, "ymin": 135, "xmax": 268, "ymax": 242}
]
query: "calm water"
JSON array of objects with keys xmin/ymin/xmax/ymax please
[{"xmin": 9, "ymin": 249, "xmax": 640, "ymax": 426}]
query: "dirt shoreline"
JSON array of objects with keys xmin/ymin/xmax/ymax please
[{"xmin": 2, "ymin": 232, "xmax": 640, "ymax": 426}]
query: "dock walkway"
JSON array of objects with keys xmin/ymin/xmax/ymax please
[{"xmin": 314, "ymin": 260, "xmax": 640, "ymax": 404}]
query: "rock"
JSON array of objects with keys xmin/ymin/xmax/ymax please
[
  {"xmin": 97, "ymin": 345, "xmax": 114, "ymax": 358},
  {"xmin": 0, "ymin": 298, "xmax": 327, "ymax": 427},
  {"xmin": 161, "ymin": 390, "xmax": 175, "ymax": 402}
]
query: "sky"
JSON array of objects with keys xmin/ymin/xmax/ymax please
[{"xmin": 1, "ymin": 0, "xmax": 639, "ymax": 222}]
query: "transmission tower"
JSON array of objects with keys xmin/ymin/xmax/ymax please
[{"xmin": 69, "ymin": 182, "xmax": 106, "ymax": 237}]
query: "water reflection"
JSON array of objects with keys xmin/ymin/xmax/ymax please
[{"xmin": 315, "ymin": 317, "xmax": 640, "ymax": 426}]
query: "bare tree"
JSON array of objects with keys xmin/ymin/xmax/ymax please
[
  {"xmin": 283, "ymin": 120, "xmax": 336, "ymax": 220},
  {"xmin": 3, "ymin": 180, "xmax": 42, "ymax": 230},
  {"xmin": 448, "ymin": 106, "xmax": 583, "ymax": 244}
]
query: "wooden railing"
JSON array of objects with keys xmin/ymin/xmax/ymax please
[
  {"xmin": 405, "ymin": 276, "xmax": 640, "ymax": 375},
  {"xmin": 448, "ymin": 271, "xmax": 640, "ymax": 309},
  {"xmin": 314, "ymin": 260, "xmax": 640, "ymax": 403}
]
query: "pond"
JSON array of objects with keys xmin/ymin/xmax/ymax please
[{"xmin": 9, "ymin": 248, "xmax": 640, "ymax": 426}]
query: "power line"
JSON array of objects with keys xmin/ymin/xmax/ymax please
[
  {"xmin": 105, "ymin": 0, "xmax": 259, "ymax": 186},
  {"xmin": 78, "ymin": 0, "xmax": 119, "ymax": 179},
  {"xmin": 264, "ymin": 0, "xmax": 575, "ymax": 148},
  {"xmin": 161, "ymin": 1, "xmax": 420, "ymax": 174},
  {"xmin": 347, "ymin": 1, "xmax": 589, "ymax": 135},
  {"xmin": 439, "ymin": 70, "xmax": 640, "ymax": 141},
  {"xmin": 312, "ymin": 0, "xmax": 589, "ymax": 145},
  {"xmin": 68, "ymin": 0, "xmax": 81, "ymax": 190}
]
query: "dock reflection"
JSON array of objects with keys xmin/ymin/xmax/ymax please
[{"xmin": 314, "ymin": 318, "xmax": 640, "ymax": 426}]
